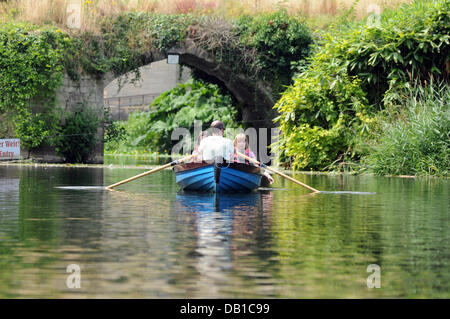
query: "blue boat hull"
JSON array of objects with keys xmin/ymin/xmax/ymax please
[{"xmin": 174, "ymin": 162, "xmax": 262, "ymax": 193}]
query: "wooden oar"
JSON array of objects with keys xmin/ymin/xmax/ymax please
[
  {"xmin": 236, "ymin": 151, "xmax": 320, "ymax": 193},
  {"xmin": 106, "ymin": 154, "xmax": 195, "ymax": 190}
]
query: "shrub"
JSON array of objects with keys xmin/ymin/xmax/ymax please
[
  {"xmin": 55, "ymin": 106, "xmax": 101, "ymax": 163},
  {"xmin": 13, "ymin": 109, "xmax": 59, "ymax": 150},
  {"xmin": 236, "ymin": 10, "xmax": 313, "ymax": 92},
  {"xmin": 103, "ymin": 106, "xmax": 127, "ymax": 152},
  {"xmin": 274, "ymin": 55, "xmax": 371, "ymax": 170}
]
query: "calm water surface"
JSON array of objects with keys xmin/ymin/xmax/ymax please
[{"xmin": 0, "ymin": 158, "xmax": 448, "ymax": 298}]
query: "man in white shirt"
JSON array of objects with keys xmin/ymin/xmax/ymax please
[{"xmin": 197, "ymin": 121, "xmax": 234, "ymax": 163}]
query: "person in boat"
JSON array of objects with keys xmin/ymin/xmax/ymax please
[
  {"xmin": 194, "ymin": 130, "xmax": 210, "ymax": 153},
  {"xmin": 233, "ymin": 133, "xmax": 274, "ymax": 185},
  {"xmin": 196, "ymin": 120, "xmax": 234, "ymax": 163},
  {"xmin": 233, "ymin": 132, "xmax": 256, "ymax": 164},
  {"xmin": 192, "ymin": 130, "xmax": 210, "ymax": 162}
]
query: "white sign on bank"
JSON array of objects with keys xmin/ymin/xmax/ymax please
[{"xmin": 0, "ymin": 139, "xmax": 21, "ymax": 160}]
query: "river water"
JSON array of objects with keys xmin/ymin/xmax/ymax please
[{"xmin": 0, "ymin": 157, "xmax": 448, "ymax": 298}]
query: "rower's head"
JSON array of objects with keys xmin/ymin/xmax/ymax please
[{"xmin": 210, "ymin": 120, "xmax": 225, "ymax": 136}]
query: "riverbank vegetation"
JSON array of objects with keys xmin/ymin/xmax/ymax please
[
  {"xmin": 360, "ymin": 82, "xmax": 449, "ymax": 176},
  {"xmin": 275, "ymin": 0, "xmax": 449, "ymax": 176}
]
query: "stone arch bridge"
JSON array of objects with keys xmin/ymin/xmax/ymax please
[{"xmin": 33, "ymin": 40, "xmax": 278, "ymax": 163}]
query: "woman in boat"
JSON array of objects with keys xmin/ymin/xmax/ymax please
[{"xmin": 233, "ymin": 133, "xmax": 274, "ymax": 185}]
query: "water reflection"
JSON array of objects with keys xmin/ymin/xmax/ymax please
[
  {"xmin": 18, "ymin": 167, "xmax": 105, "ymax": 244},
  {"xmin": 0, "ymin": 165, "xmax": 448, "ymax": 298},
  {"xmin": 174, "ymin": 191, "xmax": 275, "ymax": 297},
  {"xmin": 105, "ymin": 155, "xmax": 172, "ymax": 167},
  {"xmin": 0, "ymin": 178, "xmax": 20, "ymax": 239}
]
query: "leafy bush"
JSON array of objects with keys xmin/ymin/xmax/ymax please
[
  {"xmin": 13, "ymin": 110, "xmax": 58, "ymax": 149},
  {"xmin": 0, "ymin": 23, "xmax": 68, "ymax": 148},
  {"xmin": 237, "ymin": 10, "xmax": 313, "ymax": 92},
  {"xmin": 361, "ymin": 82, "xmax": 449, "ymax": 176},
  {"xmin": 275, "ymin": 61, "xmax": 370, "ymax": 170},
  {"xmin": 107, "ymin": 79, "xmax": 238, "ymax": 153},
  {"xmin": 103, "ymin": 106, "xmax": 127, "ymax": 152},
  {"xmin": 55, "ymin": 106, "xmax": 101, "ymax": 163}
]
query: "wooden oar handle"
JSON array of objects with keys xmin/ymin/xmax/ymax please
[
  {"xmin": 236, "ymin": 152, "xmax": 320, "ymax": 193},
  {"xmin": 106, "ymin": 154, "xmax": 195, "ymax": 190}
]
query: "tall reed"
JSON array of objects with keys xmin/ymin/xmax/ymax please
[{"xmin": 362, "ymin": 82, "xmax": 450, "ymax": 176}]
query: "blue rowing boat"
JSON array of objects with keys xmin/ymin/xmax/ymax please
[{"xmin": 173, "ymin": 161, "xmax": 262, "ymax": 193}]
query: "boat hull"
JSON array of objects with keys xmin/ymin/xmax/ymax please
[{"xmin": 173, "ymin": 162, "xmax": 262, "ymax": 193}]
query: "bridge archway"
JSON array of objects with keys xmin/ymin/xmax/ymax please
[
  {"xmin": 103, "ymin": 39, "xmax": 276, "ymax": 129},
  {"xmin": 104, "ymin": 60, "xmax": 191, "ymax": 121}
]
